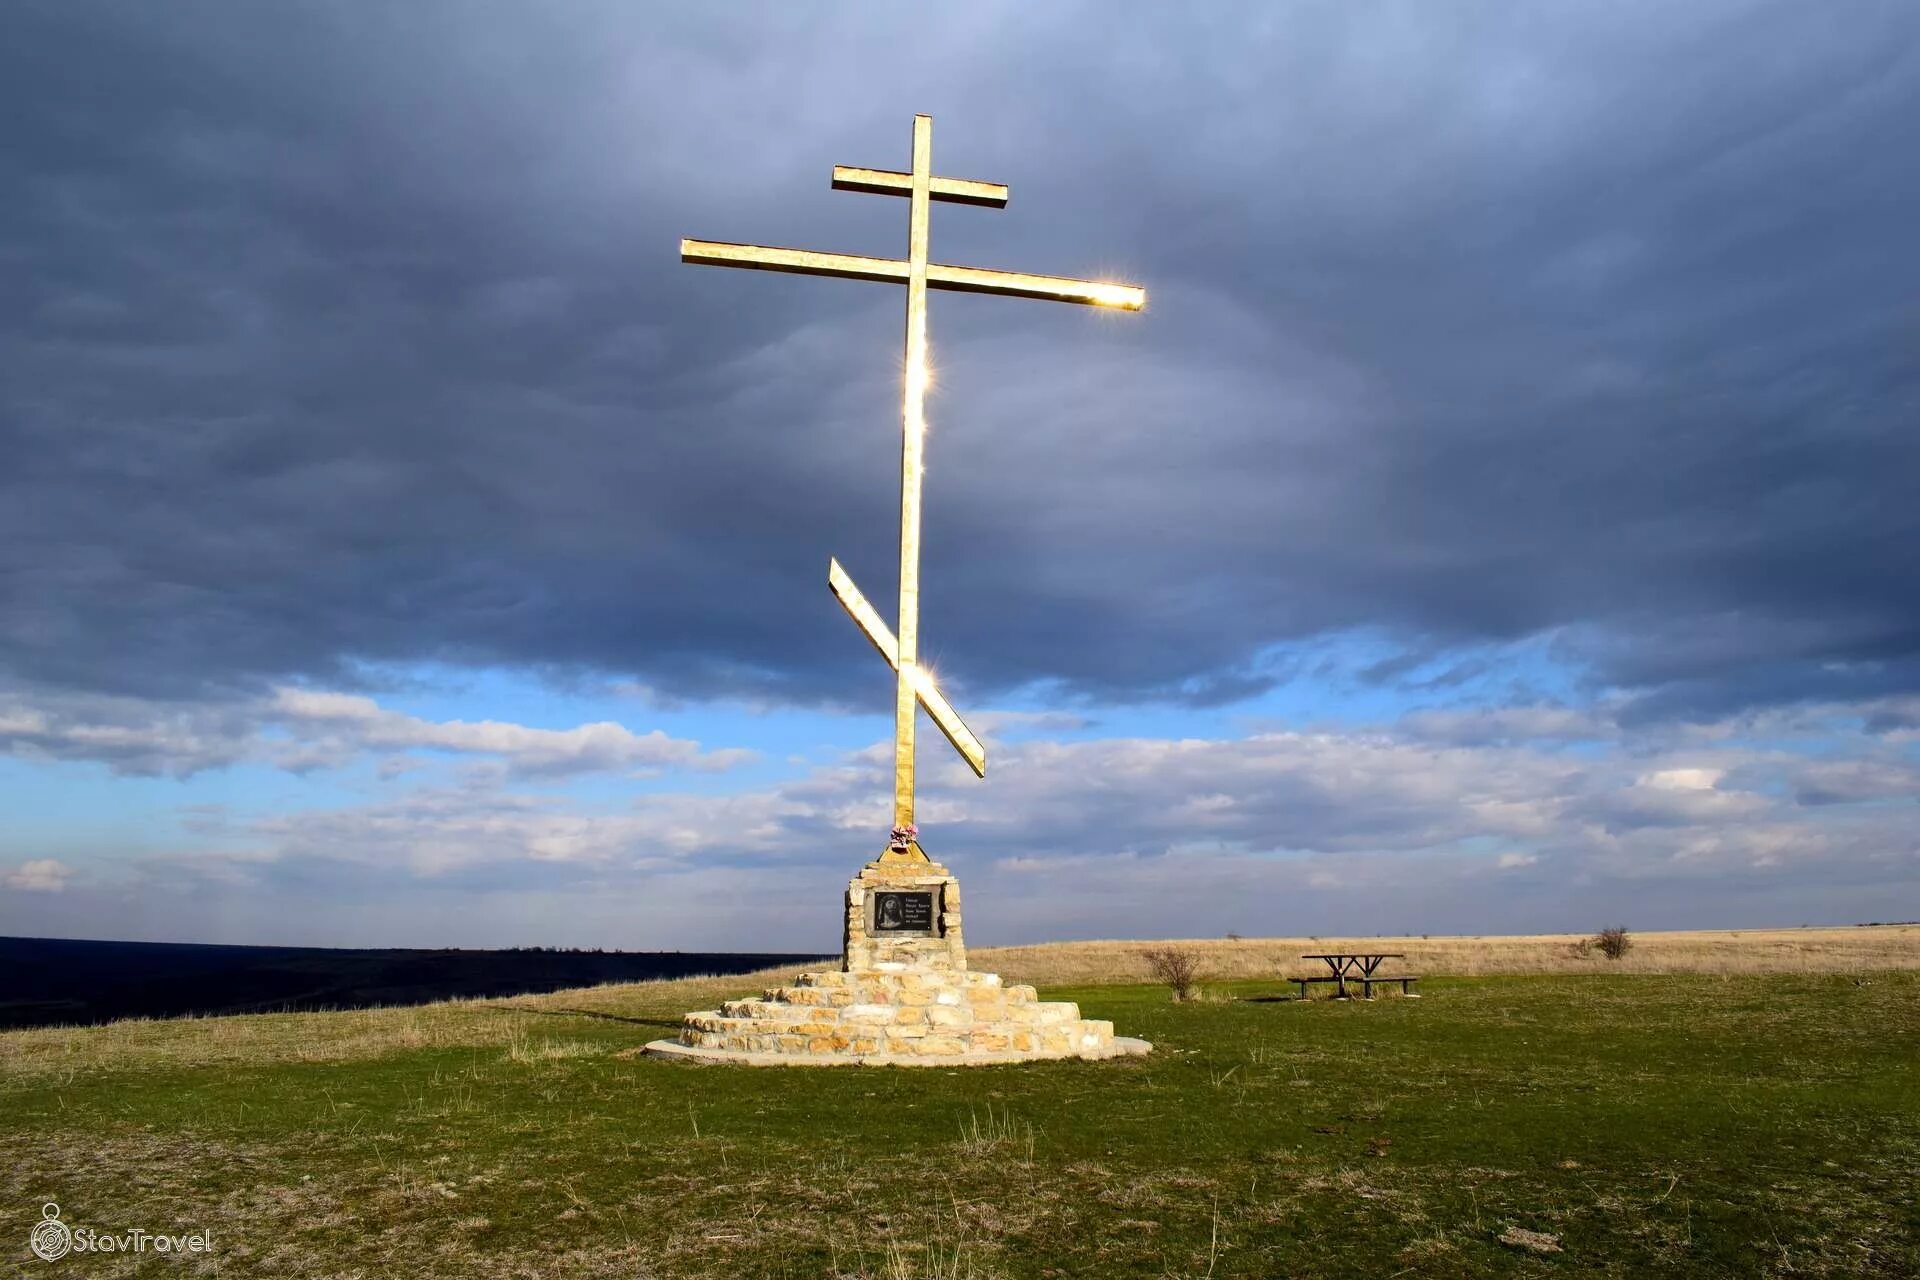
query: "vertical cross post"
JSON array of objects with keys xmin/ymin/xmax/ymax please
[{"xmin": 893, "ymin": 115, "xmax": 933, "ymax": 838}]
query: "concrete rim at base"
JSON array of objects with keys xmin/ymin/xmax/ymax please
[{"xmin": 639, "ymin": 1035, "xmax": 1152, "ymax": 1068}]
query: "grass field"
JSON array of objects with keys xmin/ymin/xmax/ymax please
[{"xmin": 3, "ymin": 932, "xmax": 1917, "ymax": 1277}]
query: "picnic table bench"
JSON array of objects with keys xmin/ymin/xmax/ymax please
[{"xmin": 1285, "ymin": 952, "xmax": 1420, "ymax": 1000}]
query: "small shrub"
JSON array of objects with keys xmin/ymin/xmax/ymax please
[
  {"xmin": 1594, "ymin": 926, "xmax": 1632, "ymax": 960},
  {"xmin": 1141, "ymin": 947, "xmax": 1202, "ymax": 1001}
]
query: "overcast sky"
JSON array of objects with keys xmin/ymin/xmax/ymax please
[{"xmin": 3, "ymin": 2, "xmax": 1916, "ymax": 950}]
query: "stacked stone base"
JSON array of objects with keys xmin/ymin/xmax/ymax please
[{"xmin": 643, "ymin": 967, "xmax": 1150, "ymax": 1067}]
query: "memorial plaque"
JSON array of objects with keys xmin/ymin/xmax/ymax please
[{"xmin": 871, "ymin": 890, "xmax": 935, "ymax": 933}]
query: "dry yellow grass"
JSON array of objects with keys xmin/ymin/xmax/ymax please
[
  {"xmin": 969, "ymin": 924, "xmax": 1920, "ymax": 987},
  {"xmin": 0, "ymin": 970, "xmax": 782, "ymax": 1084}
]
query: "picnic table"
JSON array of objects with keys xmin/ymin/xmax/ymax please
[{"xmin": 1289, "ymin": 952, "xmax": 1419, "ymax": 1000}]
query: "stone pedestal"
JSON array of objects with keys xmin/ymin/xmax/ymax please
[
  {"xmin": 644, "ymin": 851, "xmax": 1149, "ymax": 1067},
  {"xmin": 844, "ymin": 853, "xmax": 965, "ymax": 972}
]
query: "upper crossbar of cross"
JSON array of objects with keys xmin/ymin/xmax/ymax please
[{"xmin": 681, "ymin": 114, "xmax": 1144, "ymax": 861}]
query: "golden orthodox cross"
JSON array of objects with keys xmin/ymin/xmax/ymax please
[{"xmin": 682, "ymin": 114, "xmax": 1144, "ymax": 862}]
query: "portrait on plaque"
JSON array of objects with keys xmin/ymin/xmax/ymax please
[{"xmin": 872, "ymin": 890, "xmax": 935, "ymax": 933}]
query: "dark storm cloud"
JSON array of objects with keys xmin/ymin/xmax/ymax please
[{"xmin": 4, "ymin": 1, "xmax": 1917, "ymax": 715}]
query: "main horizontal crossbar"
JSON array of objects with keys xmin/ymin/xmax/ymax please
[
  {"xmin": 831, "ymin": 165, "xmax": 1009, "ymax": 208},
  {"xmin": 681, "ymin": 239, "xmax": 1146, "ymax": 310},
  {"xmin": 829, "ymin": 558, "xmax": 987, "ymax": 777}
]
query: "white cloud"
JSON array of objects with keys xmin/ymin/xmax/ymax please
[
  {"xmin": 3, "ymin": 858, "xmax": 75, "ymax": 892},
  {"xmin": 265, "ymin": 687, "xmax": 746, "ymax": 776},
  {"xmin": 8, "ymin": 695, "xmax": 1917, "ymax": 947},
  {"xmin": 1640, "ymin": 767, "xmax": 1723, "ymax": 791},
  {"xmin": 0, "ymin": 684, "xmax": 753, "ymax": 780},
  {"xmin": 108, "ymin": 707, "xmax": 1916, "ymax": 895}
]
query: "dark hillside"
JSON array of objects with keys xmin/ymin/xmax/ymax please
[{"xmin": 0, "ymin": 936, "xmax": 824, "ymax": 1029}]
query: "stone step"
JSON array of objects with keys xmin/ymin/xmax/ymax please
[
  {"xmin": 683, "ymin": 1026, "xmax": 885, "ymax": 1055},
  {"xmin": 788, "ymin": 969, "xmax": 1013, "ymax": 992},
  {"xmin": 738, "ymin": 995, "xmax": 1078, "ymax": 1027},
  {"xmin": 681, "ymin": 1014, "xmax": 1117, "ymax": 1060},
  {"xmin": 697, "ymin": 1010, "xmax": 841, "ymax": 1036},
  {"xmin": 761, "ymin": 981, "xmax": 1040, "ymax": 1010},
  {"xmin": 763, "ymin": 985, "xmax": 853, "ymax": 1008},
  {"xmin": 790, "ymin": 971, "xmax": 852, "ymax": 988},
  {"xmin": 719, "ymin": 998, "xmax": 846, "ymax": 1023}
]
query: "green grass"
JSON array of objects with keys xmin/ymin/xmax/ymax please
[{"xmin": 4, "ymin": 973, "xmax": 1917, "ymax": 1277}]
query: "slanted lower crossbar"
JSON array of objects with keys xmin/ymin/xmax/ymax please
[{"xmin": 829, "ymin": 558, "xmax": 986, "ymax": 778}]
